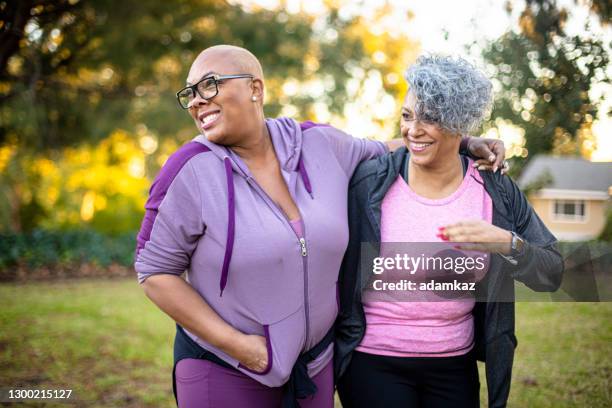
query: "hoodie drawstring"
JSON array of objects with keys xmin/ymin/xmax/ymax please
[
  {"xmin": 219, "ymin": 154, "xmax": 313, "ymax": 296},
  {"xmin": 297, "ymin": 156, "xmax": 313, "ymax": 198},
  {"xmin": 220, "ymin": 157, "xmax": 235, "ymax": 297}
]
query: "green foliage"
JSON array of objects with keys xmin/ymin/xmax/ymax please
[
  {"xmin": 0, "ymin": 229, "xmax": 135, "ymax": 270},
  {"xmin": 0, "ymin": 0, "xmax": 401, "ymax": 151},
  {"xmin": 0, "ymin": 131, "xmax": 151, "ymax": 233},
  {"xmin": 0, "ymin": 1, "xmax": 416, "ymax": 233},
  {"xmin": 482, "ymin": 0, "xmax": 610, "ymax": 169},
  {"xmin": 599, "ymin": 206, "xmax": 612, "ymax": 242},
  {"xmin": 587, "ymin": 0, "xmax": 611, "ymax": 23}
]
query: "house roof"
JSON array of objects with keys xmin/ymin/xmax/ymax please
[{"xmin": 517, "ymin": 155, "xmax": 612, "ymax": 193}]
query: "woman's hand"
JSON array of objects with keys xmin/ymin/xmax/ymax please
[
  {"xmin": 439, "ymin": 220, "xmax": 513, "ymax": 254},
  {"xmin": 235, "ymin": 333, "xmax": 268, "ymax": 372},
  {"xmin": 466, "ymin": 137, "xmax": 508, "ymax": 174},
  {"xmin": 140, "ymin": 275, "xmax": 270, "ymax": 373}
]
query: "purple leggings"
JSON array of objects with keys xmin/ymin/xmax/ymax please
[{"xmin": 175, "ymin": 358, "xmax": 334, "ymax": 408}]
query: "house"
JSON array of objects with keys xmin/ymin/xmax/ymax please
[{"xmin": 517, "ymin": 155, "xmax": 612, "ymax": 242}]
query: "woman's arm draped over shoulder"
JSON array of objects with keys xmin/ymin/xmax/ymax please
[
  {"xmin": 313, "ymin": 126, "xmax": 387, "ymax": 178},
  {"xmin": 385, "ymin": 136, "xmax": 507, "ymax": 172},
  {"xmin": 318, "ymin": 126, "xmax": 507, "ymax": 177}
]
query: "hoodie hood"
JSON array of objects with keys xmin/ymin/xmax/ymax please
[{"xmin": 192, "ymin": 117, "xmax": 303, "ymax": 176}]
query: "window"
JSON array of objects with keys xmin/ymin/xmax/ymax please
[{"xmin": 553, "ymin": 200, "xmax": 586, "ymax": 221}]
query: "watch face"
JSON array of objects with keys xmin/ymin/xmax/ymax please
[{"xmin": 511, "ymin": 233, "xmax": 524, "ymax": 253}]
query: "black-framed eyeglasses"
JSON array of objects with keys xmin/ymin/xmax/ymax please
[{"xmin": 176, "ymin": 74, "xmax": 254, "ymax": 109}]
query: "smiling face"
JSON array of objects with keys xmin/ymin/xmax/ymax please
[
  {"xmin": 400, "ymin": 91, "xmax": 461, "ymax": 167},
  {"xmin": 186, "ymin": 46, "xmax": 265, "ymax": 146}
]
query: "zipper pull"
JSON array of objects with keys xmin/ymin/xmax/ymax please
[{"xmin": 299, "ymin": 238, "xmax": 307, "ymax": 257}]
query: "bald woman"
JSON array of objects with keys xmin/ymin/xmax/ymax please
[{"xmin": 134, "ymin": 45, "xmax": 506, "ymax": 407}]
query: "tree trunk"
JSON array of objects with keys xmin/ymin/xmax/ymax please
[{"xmin": 0, "ymin": 0, "xmax": 34, "ymax": 78}]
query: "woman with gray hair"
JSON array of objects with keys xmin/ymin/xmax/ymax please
[{"xmin": 335, "ymin": 55, "xmax": 563, "ymax": 407}]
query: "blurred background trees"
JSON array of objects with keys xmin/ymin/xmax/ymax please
[
  {"xmin": 0, "ymin": 0, "xmax": 412, "ymax": 150},
  {"xmin": 481, "ymin": 0, "xmax": 610, "ymax": 172},
  {"xmin": 0, "ymin": 0, "xmax": 609, "ymax": 239},
  {"xmin": 0, "ymin": 0, "xmax": 415, "ymax": 233}
]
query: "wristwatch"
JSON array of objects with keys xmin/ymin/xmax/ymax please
[
  {"xmin": 499, "ymin": 231, "xmax": 525, "ymax": 266},
  {"xmin": 510, "ymin": 231, "xmax": 525, "ymax": 257}
]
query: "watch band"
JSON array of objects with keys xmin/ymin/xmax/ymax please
[
  {"xmin": 510, "ymin": 231, "xmax": 525, "ymax": 256},
  {"xmin": 498, "ymin": 231, "xmax": 524, "ymax": 266}
]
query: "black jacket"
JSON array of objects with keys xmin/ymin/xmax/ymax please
[{"xmin": 335, "ymin": 147, "xmax": 564, "ymax": 408}]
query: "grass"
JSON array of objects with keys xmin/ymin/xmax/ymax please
[
  {"xmin": 0, "ymin": 278, "xmax": 610, "ymax": 407},
  {"xmin": 497, "ymin": 302, "xmax": 612, "ymax": 408},
  {"xmin": 0, "ymin": 279, "xmax": 175, "ymax": 407}
]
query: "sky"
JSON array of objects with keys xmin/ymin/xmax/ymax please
[{"xmin": 235, "ymin": 0, "xmax": 611, "ymax": 161}]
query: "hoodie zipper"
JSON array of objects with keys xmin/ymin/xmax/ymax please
[
  {"xmin": 243, "ymin": 175, "xmax": 311, "ymax": 349},
  {"xmin": 298, "ymin": 232, "xmax": 309, "ymax": 345}
]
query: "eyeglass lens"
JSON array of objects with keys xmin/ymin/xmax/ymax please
[{"xmin": 178, "ymin": 77, "xmax": 218, "ymax": 108}]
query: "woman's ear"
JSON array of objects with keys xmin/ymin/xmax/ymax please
[{"xmin": 251, "ymin": 78, "xmax": 265, "ymax": 103}]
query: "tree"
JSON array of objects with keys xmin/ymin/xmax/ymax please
[
  {"xmin": 482, "ymin": 0, "xmax": 610, "ymax": 169},
  {"xmin": 0, "ymin": 0, "xmax": 411, "ymax": 151},
  {"xmin": 586, "ymin": 0, "xmax": 610, "ymax": 24},
  {"xmin": 0, "ymin": 0, "xmax": 417, "ymax": 232},
  {"xmin": 599, "ymin": 207, "xmax": 612, "ymax": 242}
]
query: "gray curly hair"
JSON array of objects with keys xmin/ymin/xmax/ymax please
[{"xmin": 404, "ymin": 55, "xmax": 493, "ymax": 135}]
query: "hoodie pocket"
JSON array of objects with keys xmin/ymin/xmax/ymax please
[
  {"xmin": 237, "ymin": 306, "xmax": 305, "ymax": 388},
  {"xmin": 238, "ymin": 324, "xmax": 273, "ymax": 375}
]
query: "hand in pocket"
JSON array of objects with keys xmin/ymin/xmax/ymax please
[{"xmin": 237, "ymin": 334, "xmax": 269, "ymax": 373}]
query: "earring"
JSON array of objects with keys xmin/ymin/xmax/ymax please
[{"xmin": 251, "ymin": 96, "xmax": 257, "ymax": 102}]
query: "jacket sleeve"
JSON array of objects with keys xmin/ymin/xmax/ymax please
[
  {"xmin": 134, "ymin": 160, "xmax": 205, "ymax": 284},
  {"xmin": 500, "ymin": 175, "xmax": 564, "ymax": 291},
  {"xmin": 335, "ymin": 169, "xmax": 370, "ymax": 380},
  {"xmin": 316, "ymin": 126, "xmax": 388, "ymax": 178},
  {"xmin": 334, "ymin": 165, "xmax": 380, "ymax": 381}
]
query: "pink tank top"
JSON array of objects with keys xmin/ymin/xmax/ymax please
[
  {"xmin": 356, "ymin": 158, "xmax": 492, "ymax": 357},
  {"xmin": 289, "ymin": 218, "xmax": 304, "ymax": 238}
]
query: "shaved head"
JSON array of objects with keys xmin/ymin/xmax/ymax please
[
  {"xmin": 185, "ymin": 44, "xmax": 267, "ymax": 146},
  {"xmin": 188, "ymin": 44, "xmax": 264, "ymax": 83}
]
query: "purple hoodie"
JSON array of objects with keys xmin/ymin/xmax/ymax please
[{"xmin": 134, "ymin": 117, "xmax": 386, "ymax": 387}]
